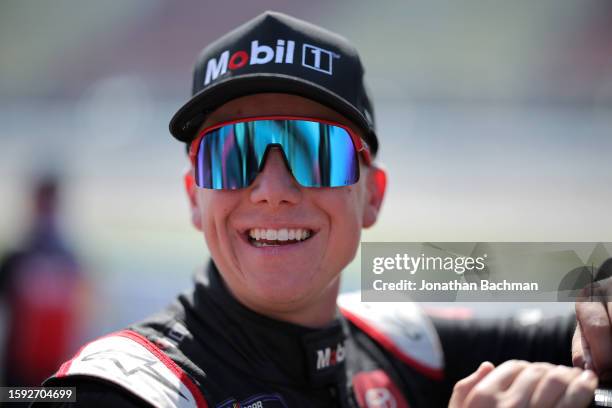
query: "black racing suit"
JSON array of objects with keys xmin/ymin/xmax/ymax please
[{"xmin": 39, "ymin": 261, "xmax": 575, "ymax": 407}]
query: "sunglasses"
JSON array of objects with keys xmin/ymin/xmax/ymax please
[{"xmin": 189, "ymin": 116, "xmax": 371, "ymax": 190}]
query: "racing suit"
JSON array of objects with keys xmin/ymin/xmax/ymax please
[{"xmin": 39, "ymin": 261, "xmax": 575, "ymax": 407}]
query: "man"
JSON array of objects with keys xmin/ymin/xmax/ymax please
[
  {"xmin": 0, "ymin": 174, "xmax": 87, "ymax": 391},
  {"xmin": 41, "ymin": 11, "xmax": 607, "ymax": 407}
]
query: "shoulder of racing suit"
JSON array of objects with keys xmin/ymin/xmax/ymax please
[
  {"xmin": 46, "ymin": 292, "xmax": 446, "ymax": 407},
  {"xmin": 337, "ymin": 291, "xmax": 445, "ymax": 380},
  {"xmin": 48, "ymin": 329, "xmax": 207, "ymax": 408}
]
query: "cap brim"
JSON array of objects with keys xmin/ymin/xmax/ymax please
[{"xmin": 169, "ymin": 73, "xmax": 378, "ymax": 154}]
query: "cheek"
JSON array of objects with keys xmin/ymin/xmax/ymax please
[
  {"xmin": 197, "ymin": 192, "xmax": 240, "ymax": 247},
  {"xmin": 319, "ymin": 187, "xmax": 364, "ymax": 250},
  {"xmin": 333, "ymin": 184, "xmax": 367, "ymax": 223},
  {"xmin": 331, "ymin": 192, "xmax": 363, "ymax": 272}
]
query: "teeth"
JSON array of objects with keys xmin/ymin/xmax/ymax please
[
  {"xmin": 277, "ymin": 229, "xmax": 288, "ymax": 241},
  {"xmin": 248, "ymin": 228, "xmax": 313, "ymax": 242},
  {"xmin": 266, "ymin": 229, "xmax": 277, "ymax": 240}
]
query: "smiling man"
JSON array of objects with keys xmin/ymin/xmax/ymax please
[
  {"xmin": 40, "ymin": 11, "xmax": 607, "ymax": 408},
  {"xmin": 186, "ymin": 92, "xmax": 379, "ymax": 329}
]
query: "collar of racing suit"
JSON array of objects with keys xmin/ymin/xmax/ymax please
[{"xmin": 189, "ymin": 261, "xmax": 351, "ymax": 389}]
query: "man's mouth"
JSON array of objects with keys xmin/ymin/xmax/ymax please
[{"xmin": 247, "ymin": 228, "xmax": 314, "ymax": 247}]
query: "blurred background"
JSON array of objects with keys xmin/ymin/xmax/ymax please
[{"xmin": 1, "ymin": 0, "xmax": 612, "ymax": 384}]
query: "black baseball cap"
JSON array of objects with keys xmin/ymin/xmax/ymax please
[{"xmin": 169, "ymin": 11, "xmax": 379, "ymax": 155}]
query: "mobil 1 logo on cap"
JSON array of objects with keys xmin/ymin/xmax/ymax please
[
  {"xmin": 302, "ymin": 43, "xmax": 338, "ymax": 74},
  {"xmin": 204, "ymin": 39, "xmax": 340, "ymax": 86}
]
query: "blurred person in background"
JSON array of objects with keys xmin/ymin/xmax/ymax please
[
  {"xmin": 0, "ymin": 173, "xmax": 88, "ymax": 388},
  {"xmin": 36, "ymin": 11, "xmax": 611, "ymax": 408}
]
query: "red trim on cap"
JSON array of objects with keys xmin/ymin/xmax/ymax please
[
  {"xmin": 116, "ymin": 330, "xmax": 208, "ymax": 408},
  {"xmin": 340, "ymin": 307, "xmax": 444, "ymax": 381}
]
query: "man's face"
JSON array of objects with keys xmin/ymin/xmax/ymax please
[{"xmin": 186, "ymin": 93, "xmax": 385, "ymax": 320}]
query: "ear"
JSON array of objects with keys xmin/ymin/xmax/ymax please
[
  {"xmin": 362, "ymin": 164, "xmax": 387, "ymax": 228},
  {"xmin": 184, "ymin": 168, "xmax": 203, "ymax": 231}
]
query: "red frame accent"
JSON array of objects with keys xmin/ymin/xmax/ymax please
[
  {"xmin": 188, "ymin": 115, "xmax": 372, "ymax": 168},
  {"xmin": 56, "ymin": 330, "xmax": 209, "ymax": 408},
  {"xmin": 340, "ymin": 306, "xmax": 445, "ymax": 381}
]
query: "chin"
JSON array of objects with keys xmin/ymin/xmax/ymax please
[
  {"xmin": 255, "ymin": 287, "xmax": 309, "ymax": 307},
  {"xmin": 245, "ymin": 269, "xmax": 320, "ymax": 304},
  {"xmin": 254, "ymin": 273, "xmax": 312, "ymax": 296}
]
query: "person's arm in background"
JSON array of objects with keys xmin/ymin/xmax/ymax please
[{"xmin": 0, "ymin": 251, "xmax": 21, "ymax": 297}]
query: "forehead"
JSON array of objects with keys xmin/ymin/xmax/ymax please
[{"xmin": 200, "ymin": 93, "xmax": 362, "ymax": 135}]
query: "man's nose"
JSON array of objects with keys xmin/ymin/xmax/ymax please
[{"xmin": 249, "ymin": 148, "xmax": 302, "ymax": 207}]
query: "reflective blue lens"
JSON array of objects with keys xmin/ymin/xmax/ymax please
[{"xmin": 194, "ymin": 119, "xmax": 360, "ymax": 189}]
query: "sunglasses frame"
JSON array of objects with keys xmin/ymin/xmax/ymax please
[{"xmin": 188, "ymin": 115, "xmax": 372, "ymax": 171}]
